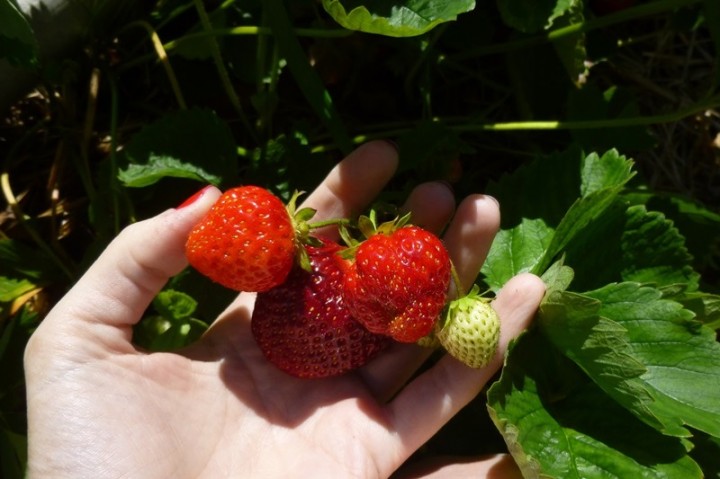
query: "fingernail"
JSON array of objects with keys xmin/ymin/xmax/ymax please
[
  {"xmin": 177, "ymin": 185, "xmax": 213, "ymax": 209},
  {"xmin": 436, "ymin": 180, "xmax": 455, "ymax": 196},
  {"xmin": 382, "ymin": 139, "xmax": 399, "ymax": 153}
]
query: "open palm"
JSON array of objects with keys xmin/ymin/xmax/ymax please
[{"xmin": 25, "ymin": 141, "xmax": 545, "ymax": 478}]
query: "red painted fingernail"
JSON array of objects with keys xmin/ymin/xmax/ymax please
[{"xmin": 177, "ymin": 185, "xmax": 212, "ymax": 209}]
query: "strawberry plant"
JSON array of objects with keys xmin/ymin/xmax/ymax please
[{"xmin": 1, "ymin": 0, "xmax": 720, "ymax": 477}]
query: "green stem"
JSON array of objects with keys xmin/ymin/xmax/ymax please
[
  {"xmin": 164, "ymin": 26, "xmax": 352, "ymax": 52},
  {"xmin": 449, "ymin": 262, "xmax": 465, "ymax": 300},
  {"xmin": 309, "ymin": 92, "xmax": 720, "ymax": 151},
  {"xmin": 307, "ymin": 218, "xmax": 351, "ymax": 230}
]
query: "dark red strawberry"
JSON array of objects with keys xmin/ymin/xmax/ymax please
[
  {"xmin": 343, "ymin": 224, "xmax": 452, "ymax": 343},
  {"xmin": 251, "ymin": 240, "xmax": 391, "ymax": 379},
  {"xmin": 185, "ymin": 185, "xmax": 296, "ymax": 292}
]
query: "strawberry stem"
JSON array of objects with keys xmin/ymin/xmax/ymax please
[
  {"xmin": 307, "ymin": 218, "xmax": 350, "ymax": 230},
  {"xmin": 449, "ymin": 261, "xmax": 465, "ymax": 300}
]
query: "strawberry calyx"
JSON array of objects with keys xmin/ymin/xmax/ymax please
[
  {"xmin": 285, "ymin": 190, "xmax": 349, "ymax": 271},
  {"xmin": 338, "ymin": 208, "xmax": 413, "ymax": 260},
  {"xmin": 443, "ymin": 284, "xmax": 489, "ymax": 321}
]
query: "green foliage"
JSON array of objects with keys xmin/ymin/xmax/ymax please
[
  {"xmin": 484, "ymin": 147, "xmax": 720, "ymax": 476},
  {"xmin": 1, "ymin": 0, "xmax": 719, "ymax": 477},
  {"xmin": 322, "ymin": 0, "xmax": 475, "ymax": 37},
  {"xmin": 118, "ymin": 108, "xmax": 238, "ymax": 188},
  {"xmin": 0, "ymin": 0, "xmax": 38, "ymax": 67}
]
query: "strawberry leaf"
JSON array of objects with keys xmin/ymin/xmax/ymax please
[
  {"xmin": 539, "ymin": 289, "xmax": 662, "ymax": 432},
  {"xmin": 481, "ymin": 218, "xmax": 553, "ymax": 292},
  {"xmin": 586, "ymin": 283, "xmax": 720, "ymax": 438},
  {"xmin": 540, "ymin": 257, "xmax": 575, "ymax": 295},
  {"xmin": 536, "ymin": 185, "xmax": 631, "ymax": 274},
  {"xmin": 580, "ymin": 150, "xmax": 635, "ymax": 197},
  {"xmin": 620, "ymin": 205, "xmax": 700, "ymax": 290},
  {"xmin": 322, "ymin": 0, "xmax": 475, "ymax": 37},
  {"xmin": 153, "ymin": 289, "xmax": 197, "ymax": 321},
  {"xmin": 562, "ymin": 203, "xmax": 701, "ymax": 292},
  {"xmin": 497, "ymin": 0, "xmax": 578, "ymax": 34},
  {"xmin": 118, "ymin": 108, "xmax": 238, "ymax": 188},
  {"xmin": 488, "ymin": 329, "xmax": 704, "ymax": 479},
  {"xmin": 550, "ymin": 0, "xmax": 588, "ymax": 87},
  {"xmin": 661, "ymin": 287, "xmax": 720, "ymax": 330}
]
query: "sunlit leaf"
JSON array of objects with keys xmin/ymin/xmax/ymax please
[
  {"xmin": 118, "ymin": 108, "xmax": 237, "ymax": 188},
  {"xmin": 497, "ymin": 0, "xmax": 577, "ymax": 33},
  {"xmin": 322, "ymin": 0, "xmax": 475, "ymax": 37},
  {"xmin": 488, "ymin": 330, "xmax": 703, "ymax": 478},
  {"xmin": 481, "ymin": 218, "xmax": 553, "ymax": 292},
  {"xmin": 153, "ymin": 289, "xmax": 198, "ymax": 321},
  {"xmin": 587, "ymin": 283, "xmax": 720, "ymax": 438}
]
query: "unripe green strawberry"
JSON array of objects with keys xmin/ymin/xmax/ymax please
[{"xmin": 437, "ymin": 286, "xmax": 500, "ymax": 368}]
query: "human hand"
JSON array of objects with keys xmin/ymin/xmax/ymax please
[{"xmin": 24, "ymin": 141, "xmax": 545, "ymax": 478}]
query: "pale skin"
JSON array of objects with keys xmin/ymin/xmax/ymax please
[{"xmin": 24, "ymin": 141, "xmax": 545, "ymax": 478}]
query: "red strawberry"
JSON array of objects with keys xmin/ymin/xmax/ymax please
[
  {"xmin": 185, "ymin": 186, "xmax": 296, "ymax": 292},
  {"xmin": 251, "ymin": 239, "xmax": 391, "ymax": 379},
  {"xmin": 343, "ymin": 222, "xmax": 452, "ymax": 343}
]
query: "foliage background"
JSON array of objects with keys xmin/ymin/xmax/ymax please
[{"xmin": 1, "ymin": 0, "xmax": 719, "ymax": 477}]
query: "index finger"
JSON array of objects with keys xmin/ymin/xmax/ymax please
[{"xmin": 300, "ymin": 140, "xmax": 399, "ymax": 238}]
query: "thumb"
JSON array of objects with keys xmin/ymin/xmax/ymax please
[{"xmin": 36, "ymin": 186, "xmax": 221, "ymax": 353}]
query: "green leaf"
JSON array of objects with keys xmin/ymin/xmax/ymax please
[
  {"xmin": 580, "ymin": 149, "xmax": 635, "ymax": 197},
  {"xmin": 540, "ymin": 257, "xmax": 575, "ymax": 295},
  {"xmin": 587, "ymin": 283, "xmax": 720, "ymax": 438},
  {"xmin": 0, "ymin": 277, "xmax": 35, "ymax": 302},
  {"xmin": 487, "ymin": 330, "xmax": 703, "ymax": 479},
  {"xmin": 0, "ymin": 239, "xmax": 58, "ymax": 280},
  {"xmin": 536, "ymin": 184, "xmax": 625, "ymax": 274},
  {"xmin": 0, "ymin": 239, "xmax": 61, "ymax": 302},
  {"xmin": 118, "ymin": 108, "xmax": 238, "ymax": 188},
  {"xmin": 550, "ymin": 0, "xmax": 588, "ymax": 87},
  {"xmin": 153, "ymin": 289, "xmax": 197, "ymax": 321},
  {"xmin": 322, "ymin": 0, "xmax": 475, "ymax": 37},
  {"xmin": 534, "ymin": 152, "xmax": 633, "ymax": 273},
  {"xmin": 624, "ymin": 191, "xmax": 720, "ymax": 271},
  {"xmin": 118, "ymin": 157, "xmax": 222, "ymax": 187},
  {"xmin": 620, "ymin": 205, "xmax": 700, "ymax": 290},
  {"xmin": 481, "ymin": 218, "xmax": 553, "ymax": 292},
  {"xmin": 497, "ymin": 0, "xmax": 577, "ymax": 33},
  {"xmin": 149, "ymin": 318, "xmax": 207, "ymax": 352},
  {"xmin": 539, "ymin": 289, "xmax": 663, "ymax": 432},
  {"xmin": 266, "ymin": 0, "xmax": 352, "ymax": 154},
  {"xmin": 0, "ymin": 0, "xmax": 38, "ymax": 67},
  {"xmin": 661, "ymin": 287, "xmax": 720, "ymax": 330}
]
